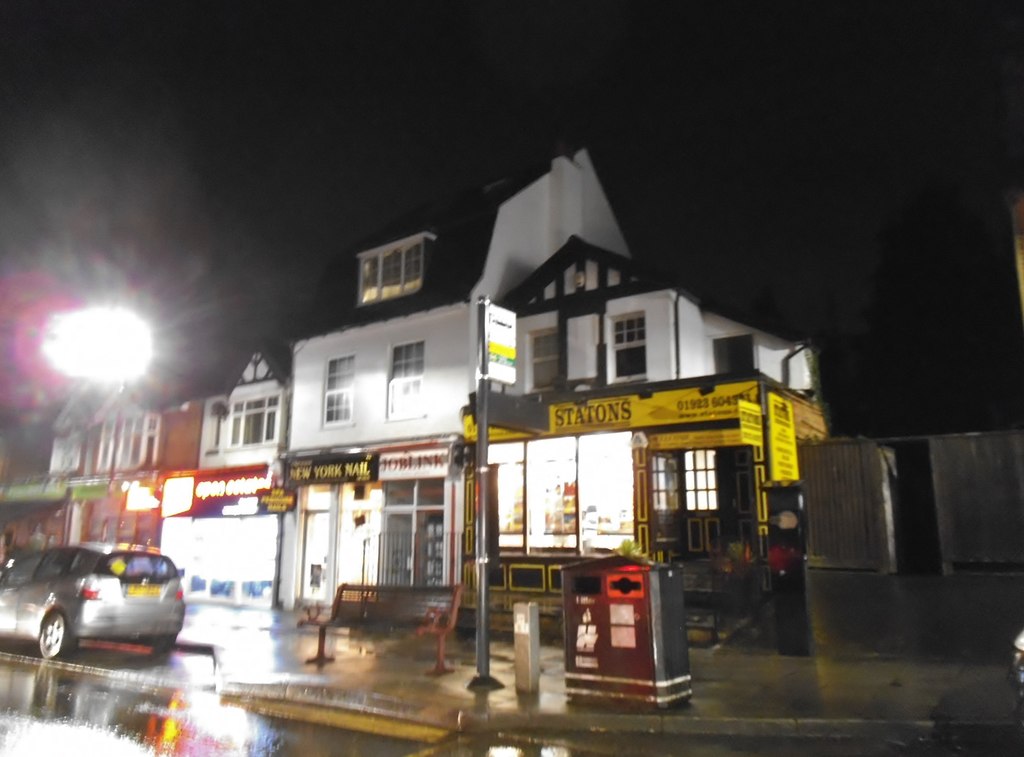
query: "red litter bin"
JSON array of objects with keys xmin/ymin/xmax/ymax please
[{"xmin": 561, "ymin": 555, "xmax": 691, "ymax": 708}]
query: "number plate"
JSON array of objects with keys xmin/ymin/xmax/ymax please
[{"xmin": 126, "ymin": 584, "xmax": 162, "ymax": 597}]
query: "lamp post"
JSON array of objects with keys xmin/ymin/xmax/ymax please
[{"xmin": 43, "ymin": 307, "xmax": 153, "ymax": 543}]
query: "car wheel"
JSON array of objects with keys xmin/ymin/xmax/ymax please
[
  {"xmin": 39, "ymin": 612, "xmax": 76, "ymax": 660},
  {"xmin": 149, "ymin": 634, "xmax": 177, "ymax": 655}
]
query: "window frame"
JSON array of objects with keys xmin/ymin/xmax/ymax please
[
  {"xmin": 324, "ymin": 355, "xmax": 356, "ymax": 425},
  {"xmin": 357, "ymin": 236, "xmax": 427, "ymax": 305},
  {"xmin": 611, "ymin": 312, "xmax": 647, "ymax": 381},
  {"xmin": 388, "ymin": 340, "xmax": 425, "ymax": 420},
  {"xmin": 530, "ymin": 329, "xmax": 559, "ymax": 391},
  {"xmin": 228, "ymin": 395, "xmax": 280, "ymax": 447}
]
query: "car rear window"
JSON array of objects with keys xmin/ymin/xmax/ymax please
[{"xmin": 96, "ymin": 552, "xmax": 177, "ymax": 584}]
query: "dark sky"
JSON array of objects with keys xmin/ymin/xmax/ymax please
[{"xmin": 0, "ymin": 1, "xmax": 1020, "ymax": 417}]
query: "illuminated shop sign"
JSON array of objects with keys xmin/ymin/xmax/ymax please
[
  {"xmin": 286, "ymin": 454, "xmax": 379, "ymax": 486},
  {"xmin": 464, "ymin": 380, "xmax": 761, "ymax": 440},
  {"xmin": 379, "ymin": 448, "xmax": 450, "ymax": 480},
  {"xmin": 160, "ymin": 467, "xmax": 279, "ymax": 518}
]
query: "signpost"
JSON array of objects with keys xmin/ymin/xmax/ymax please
[{"xmin": 468, "ymin": 297, "xmax": 515, "ymax": 691}]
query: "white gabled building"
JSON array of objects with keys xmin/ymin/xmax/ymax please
[
  {"xmin": 284, "ymin": 148, "xmax": 825, "ymax": 610},
  {"xmin": 158, "ymin": 348, "xmax": 293, "ymax": 608}
]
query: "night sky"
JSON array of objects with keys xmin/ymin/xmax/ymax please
[{"xmin": 1, "ymin": 2, "xmax": 1021, "ymax": 420}]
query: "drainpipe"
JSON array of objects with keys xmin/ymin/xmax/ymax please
[{"xmin": 671, "ymin": 291, "xmax": 681, "ymax": 378}]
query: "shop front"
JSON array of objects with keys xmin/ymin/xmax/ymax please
[
  {"xmin": 158, "ymin": 465, "xmax": 295, "ymax": 607},
  {"xmin": 287, "ymin": 441, "xmax": 462, "ymax": 607},
  {"xmin": 464, "ymin": 377, "xmax": 812, "ymax": 596}
]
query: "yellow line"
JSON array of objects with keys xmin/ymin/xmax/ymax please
[{"xmin": 219, "ymin": 695, "xmax": 452, "ymax": 743}]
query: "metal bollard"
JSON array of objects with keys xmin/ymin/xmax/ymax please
[{"xmin": 513, "ymin": 601, "xmax": 540, "ymax": 693}]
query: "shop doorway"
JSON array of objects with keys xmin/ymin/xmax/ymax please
[{"xmin": 679, "ymin": 448, "xmax": 752, "ymax": 560}]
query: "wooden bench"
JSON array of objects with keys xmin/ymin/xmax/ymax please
[{"xmin": 298, "ymin": 583, "xmax": 463, "ymax": 675}]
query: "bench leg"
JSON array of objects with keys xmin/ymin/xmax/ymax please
[
  {"xmin": 427, "ymin": 631, "xmax": 454, "ymax": 676},
  {"xmin": 305, "ymin": 627, "xmax": 336, "ymax": 665}
]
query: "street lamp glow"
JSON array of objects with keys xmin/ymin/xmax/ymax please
[{"xmin": 43, "ymin": 307, "xmax": 153, "ymax": 383}]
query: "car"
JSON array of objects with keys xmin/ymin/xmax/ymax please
[{"xmin": 0, "ymin": 542, "xmax": 186, "ymax": 659}]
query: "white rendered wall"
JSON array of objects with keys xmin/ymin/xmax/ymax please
[
  {"xmin": 701, "ymin": 312, "xmax": 811, "ymax": 388},
  {"xmin": 676, "ymin": 296, "xmax": 710, "ymax": 378},
  {"xmin": 605, "ymin": 292, "xmax": 677, "ymax": 383},
  {"xmin": 198, "ymin": 379, "xmax": 285, "ymax": 470},
  {"xmin": 567, "ymin": 314, "xmax": 599, "ymax": 384},
  {"xmin": 290, "ymin": 304, "xmax": 471, "ymax": 451},
  {"xmin": 277, "ymin": 511, "xmax": 299, "ymax": 610},
  {"xmin": 475, "ymin": 149, "xmax": 630, "ymax": 304}
]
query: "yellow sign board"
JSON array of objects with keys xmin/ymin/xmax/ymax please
[
  {"xmin": 649, "ymin": 428, "xmax": 744, "ymax": 450},
  {"xmin": 464, "ymin": 381, "xmax": 760, "ymax": 441},
  {"xmin": 738, "ymin": 400, "xmax": 764, "ymax": 447},
  {"xmin": 767, "ymin": 392, "xmax": 800, "ymax": 481},
  {"xmin": 648, "ymin": 399, "xmax": 764, "ymax": 450}
]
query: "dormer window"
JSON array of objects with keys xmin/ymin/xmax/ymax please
[{"xmin": 358, "ymin": 235, "xmax": 427, "ymax": 305}]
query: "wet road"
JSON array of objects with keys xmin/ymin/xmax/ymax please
[{"xmin": 0, "ymin": 648, "xmax": 419, "ymax": 756}]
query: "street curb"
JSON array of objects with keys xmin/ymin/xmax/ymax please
[{"xmin": 218, "ymin": 679, "xmax": 941, "ymax": 742}]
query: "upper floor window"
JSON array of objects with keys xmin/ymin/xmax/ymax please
[
  {"xmin": 98, "ymin": 413, "xmax": 160, "ymax": 472},
  {"xmin": 531, "ymin": 329, "xmax": 559, "ymax": 391},
  {"xmin": 388, "ymin": 341, "xmax": 424, "ymax": 419},
  {"xmin": 324, "ymin": 356, "xmax": 355, "ymax": 425},
  {"xmin": 612, "ymin": 313, "xmax": 646, "ymax": 381},
  {"xmin": 359, "ymin": 238, "xmax": 425, "ymax": 305},
  {"xmin": 713, "ymin": 334, "xmax": 755, "ymax": 374},
  {"xmin": 230, "ymin": 396, "xmax": 279, "ymax": 447}
]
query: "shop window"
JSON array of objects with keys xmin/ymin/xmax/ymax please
[
  {"xmin": 324, "ymin": 355, "xmax": 355, "ymax": 424},
  {"xmin": 359, "ymin": 238, "xmax": 425, "ymax": 305},
  {"xmin": 713, "ymin": 334, "xmax": 755, "ymax": 374},
  {"xmin": 229, "ymin": 396, "xmax": 279, "ymax": 447},
  {"xmin": 612, "ymin": 313, "xmax": 646, "ymax": 381},
  {"xmin": 490, "ymin": 442, "xmax": 525, "ymax": 549},
  {"xmin": 388, "ymin": 341, "xmax": 424, "ymax": 420},
  {"xmin": 531, "ymin": 329, "xmax": 559, "ymax": 391},
  {"xmin": 684, "ymin": 449, "xmax": 718, "ymax": 511},
  {"xmin": 526, "ymin": 437, "xmax": 578, "ymax": 550},
  {"xmin": 578, "ymin": 432, "xmax": 634, "ymax": 551}
]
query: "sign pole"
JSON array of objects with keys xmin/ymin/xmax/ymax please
[{"xmin": 469, "ymin": 297, "xmax": 503, "ymax": 690}]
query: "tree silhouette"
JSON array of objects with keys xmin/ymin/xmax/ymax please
[{"xmin": 845, "ymin": 186, "xmax": 1024, "ymax": 436}]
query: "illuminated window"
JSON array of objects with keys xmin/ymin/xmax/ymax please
[
  {"xmin": 526, "ymin": 437, "xmax": 578, "ymax": 550},
  {"xmin": 490, "ymin": 443, "xmax": 525, "ymax": 549},
  {"xmin": 578, "ymin": 432, "xmax": 634, "ymax": 551},
  {"xmin": 612, "ymin": 313, "xmax": 646, "ymax": 380},
  {"xmin": 684, "ymin": 449, "xmax": 717, "ymax": 511},
  {"xmin": 324, "ymin": 356, "xmax": 355, "ymax": 424},
  {"xmin": 531, "ymin": 330, "xmax": 559, "ymax": 391},
  {"xmin": 388, "ymin": 341, "xmax": 424, "ymax": 419},
  {"xmin": 358, "ymin": 238, "xmax": 425, "ymax": 304},
  {"xmin": 230, "ymin": 396, "xmax": 279, "ymax": 447}
]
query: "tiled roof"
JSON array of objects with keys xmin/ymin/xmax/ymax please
[{"xmin": 298, "ymin": 162, "xmax": 549, "ymax": 337}]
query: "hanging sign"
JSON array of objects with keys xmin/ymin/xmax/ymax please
[{"xmin": 485, "ymin": 303, "xmax": 516, "ymax": 385}]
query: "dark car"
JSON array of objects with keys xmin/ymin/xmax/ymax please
[{"xmin": 0, "ymin": 542, "xmax": 186, "ymax": 659}]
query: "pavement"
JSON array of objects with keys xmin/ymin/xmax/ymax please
[{"xmin": 13, "ymin": 569, "xmax": 1024, "ymax": 745}]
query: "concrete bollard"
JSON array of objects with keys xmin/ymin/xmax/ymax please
[{"xmin": 513, "ymin": 601, "xmax": 540, "ymax": 693}]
